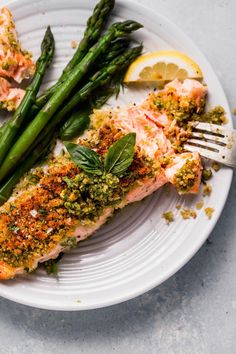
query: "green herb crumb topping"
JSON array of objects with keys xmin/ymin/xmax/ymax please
[
  {"xmin": 173, "ymin": 159, "xmax": 197, "ymax": 193},
  {"xmin": 61, "ymin": 172, "xmax": 126, "ymax": 222},
  {"xmin": 162, "ymin": 211, "xmax": 174, "ymax": 224}
]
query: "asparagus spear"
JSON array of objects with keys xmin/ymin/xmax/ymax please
[
  {"xmin": 97, "ymin": 37, "xmax": 131, "ymax": 67},
  {"xmin": 31, "ymin": 42, "xmax": 141, "ymax": 149},
  {"xmin": 0, "ymin": 21, "xmax": 142, "ymax": 181},
  {"xmin": 60, "ymin": 76, "xmax": 124, "ymax": 141},
  {"xmin": 63, "ymin": 0, "xmax": 115, "ymax": 75},
  {"xmin": 59, "ymin": 38, "xmax": 131, "ymax": 141},
  {"xmin": 33, "ymin": 45, "xmax": 143, "ymax": 146},
  {"xmin": 30, "ymin": 0, "xmax": 115, "ymax": 116},
  {"xmin": 0, "ymin": 45, "xmax": 143, "ymax": 202},
  {"xmin": 50, "ymin": 45, "xmax": 143, "ymax": 128},
  {"xmin": 28, "ymin": 36, "xmax": 130, "ymax": 120},
  {"xmin": 0, "ymin": 122, "xmax": 6, "ymax": 138},
  {"xmin": 0, "ymin": 27, "xmax": 55, "ymax": 166}
]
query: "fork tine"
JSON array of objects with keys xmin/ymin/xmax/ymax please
[
  {"xmin": 194, "ymin": 122, "xmax": 226, "ymax": 136},
  {"xmin": 184, "ymin": 143, "xmax": 236, "ymax": 166},
  {"xmin": 184, "ymin": 144, "xmax": 229, "ymax": 166},
  {"xmin": 185, "ymin": 122, "xmax": 236, "ymax": 167},
  {"xmin": 186, "ymin": 138, "xmax": 221, "ymax": 151},
  {"xmin": 184, "ymin": 144, "xmax": 219, "ymax": 160},
  {"xmin": 194, "ymin": 122, "xmax": 236, "ymax": 141},
  {"xmin": 191, "ymin": 131, "xmax": 226, "ymax": 145}
]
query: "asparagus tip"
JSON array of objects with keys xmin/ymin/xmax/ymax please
[{"xmin": 41, "ymin": 25, "xmax": 55, "ymax": 54}]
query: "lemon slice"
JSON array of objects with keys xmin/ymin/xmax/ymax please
[{"xmin": 124, "ymin": 50, "xmax": 203, "ymax": 84}]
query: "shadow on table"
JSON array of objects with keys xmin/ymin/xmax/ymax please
[{"xmin": 1, "ymin": 174, "xmax": 235, "ymax": 345}]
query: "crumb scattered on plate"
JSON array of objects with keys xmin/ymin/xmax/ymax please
[
  {"xmin": 162, "ymin": 211, "xmax": 174, "ymax": 224},
  {"xmin": 211, "ymin": 161, "xmax": 221, "ymax": 172},
  {"xmin": 71, "ymin": 40, "xmax": 78, "ymax": 49},
  {"xmin": 196, "ymin": 200, "xmax": 204, "ymax": 210},
  {"xmin": 202, "ymin": 168, "xmax": 212, "ymax": 181},
  {"xmin": 180, "ymin": 208, "xmax": 197, "ymax": 219},
  {"xmin": 202, "ymin": 184, "xmax": 212, "ymax": 197},
  {"xmin": 204, "ymin": 207, "xmax": 214, "ymax": 219}
]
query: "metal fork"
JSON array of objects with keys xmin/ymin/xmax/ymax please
[{"xmin": 184, "ymin": 122, "xmax": 236, "ymax": 167}]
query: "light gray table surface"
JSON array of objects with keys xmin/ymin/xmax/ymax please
[{"xmin": 1, "ymin": 1, "xmax": 236, "ymax": 353}]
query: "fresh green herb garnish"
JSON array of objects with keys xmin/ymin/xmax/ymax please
[
  {"xmin": 104, "ymin": 133, "xmax": 136, "ymax": 176},
  {"xmin": 65, "ymin": 133, "xmax": 136, "ymax": 177},
  {"xmin": 64, "ymin": 143, "xmax": 103, "ymax": 175},
  {"xmin": 60, "ymin": 105, "xmax": 91, "ymax": 141}
]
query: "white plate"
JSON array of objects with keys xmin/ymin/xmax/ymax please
[{"xmin": 0, "ymin": 0, "xmax": 232, "ymax": 310}]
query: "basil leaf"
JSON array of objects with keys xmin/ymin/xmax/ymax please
[
  {"xmin": 60, "ymin": 105, "xmax": 91, "ymax": 141},
  {"xmin": 104, "ymin": 133, "xmax": 136, "ymax": 176},
  {"xmin": 65, "ymin": 142, "xmax": 102, "ymax": 175}
]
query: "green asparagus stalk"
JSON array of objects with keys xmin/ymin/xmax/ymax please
[
  {"xmin": 98, "ymin": 37, "xmax": 131, "ymax": 67},
  {"xmin": 0, "ymin": 45, "xmax": 143, "ymax": 202},
  {"xmin": 29, "ymin": 0, "xmax": 115, "ymax": 116},
  {"xmin": 36, "ymin": 39, "xmax": 129, "ymax": 142},
  {"xmin": 63, "ymin": 0, "xmax": 115, "ymax": 75},
  {"xmin": 60, "ymin": 75, "xmax": 124, "ymax": 141},
  {"xmin": 50, "ymin": 45, "xmax": 143, "ymax": 128},
  {"xmin": 35, "ymin": 45, "xmax": 143, "ymax": 144},
  {"xmin": 28, "ymin": 38, "xmax": 141, "ymax": 152},
  {"xmin": 28, "ymin": 36, "xmax": 130, "ymax": 120},
  {"xmin": 0, "ymin": 122, "xmax": 6, "ymax": 138},
  {"xmin": 59, "ymin": 38, "xmax": 131, "ymax": 141},
  {"xmin": 0, "ymin": 26, "xmax": 55, "ymax": 166},
  {"xmin": 0, "ymin": 132, "xmax": 54, "ymax": 206},
  {"xmin": 0, "ymin": 21, "xmax": 142, "ymax": 181},
  {"xmin": 25, "ymin": 46, "xmax": 142, "ymax": 154}
]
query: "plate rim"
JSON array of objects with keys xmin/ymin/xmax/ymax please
[{"xmin": 0, "ymin": 0, "xmax": 233, "ymax": 311}]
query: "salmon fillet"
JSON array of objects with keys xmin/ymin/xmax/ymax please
[
  {"xmin": 0, "ymin": 7, "xmax": 35, "ymax": 111},
  {"xmin": 0, "ymin": 77, "xmax": 25, "ymax": 111},
  {"xmin": 0, "ymin": 7, "xmax": 35, "ymax": 83},
  {"xmin": 0, "ymin": 79, "xmax": 206, "ymax": 279}
]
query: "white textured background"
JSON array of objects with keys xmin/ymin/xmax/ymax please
[{"xmin": 1, "ymin": 0, "xmax": 236, "ymax": 353}]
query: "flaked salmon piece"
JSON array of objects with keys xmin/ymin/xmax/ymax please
[
  {"xmin": 165, "ymin": 152, "xmax": 202, "ymax": 194},
  {"xmin": 0, "ymin": 77, "xmax": 25, "ymax": 111},
  {"xmin": 0, "ymin": 79, "xmax": 205, "ymax": 279},
  {"xmin": 145, "ymin": 111, "xmax": 170, "ymax": 128},
  {"xmin": 0, "ymin": 7, "xmax": 35, "ymax": 83},
  {"xmin": 143, "ymin": 78, "xmax": 207, "ymax": 117},
  {"xmin": 113, "ymin": 106, "xmax": 173, "ymax": 158},
  {"xmin": 165, "ymin": 78, "xmax": 207, "ymax": 110}
]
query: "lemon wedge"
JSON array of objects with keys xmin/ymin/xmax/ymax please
[{"xmin": 124, "ymin": 50, "xmax": 203, "ymax": 84}]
